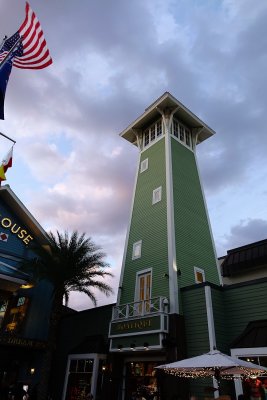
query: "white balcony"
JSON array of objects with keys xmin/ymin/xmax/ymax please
[{"xmin": 111, "ymin": 296, "xmax": 169, "ymax": 321}]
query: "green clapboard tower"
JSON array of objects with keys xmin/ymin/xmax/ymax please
[{"xmin": 109, "ymin": 92, "xmax": 221, "ymax": 356}]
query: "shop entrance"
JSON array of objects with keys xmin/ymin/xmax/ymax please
[{"xmin": 124, "ymin": 360, "xmax": 160, "ymax": 400}]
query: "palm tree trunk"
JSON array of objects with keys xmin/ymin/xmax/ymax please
[{"xmin": 37, "ymin": 290, "xmax": 63, "ymax": 400}]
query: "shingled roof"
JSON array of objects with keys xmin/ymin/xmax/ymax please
[{"xmin": 221, "ymin": 239, "xmax": 267, "ymax": 277}]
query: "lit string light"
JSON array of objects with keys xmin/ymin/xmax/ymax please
[{"xmin": 161, "ymin": 367, "xmax": 265, "ymax": 380}]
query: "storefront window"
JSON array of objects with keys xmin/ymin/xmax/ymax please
[
  {"xmin": 3, "ymin": 296, "xmax": 29, "ymax": 334},
  {"xmin": 65, "ymin": 358, "xmax": 94, "ymax": 400},
  {"xmin": 125, "ymin": 361, "xmax": 159, "ymax": 400}
]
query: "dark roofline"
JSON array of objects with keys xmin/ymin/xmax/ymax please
[
  {"xmin": 61, "ymin": 302, "xmax": 115, "ymax": 320},
  {"xmin": 226, "ymin": 238, "xmax": 267, "ymax": 255},
  {"xmin": 221, "ymin": 238, "xmax": 267, "ymax": 277}
]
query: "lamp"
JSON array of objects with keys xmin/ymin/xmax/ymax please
[
  {"xmin": 130, "ymin": 343, "xmax": 136, "ymax": 351},
  {"xmin": 163, "ymin": 297, "xmax": 169, "ymax": 312},
  {"xmin": 117, "ymin": 344, "xmax": 123, "ymax": 351},
  {"xmin": 30, "ymin": 368, "xmax": 35, "ymax": 375},
  {"xmin": 20, "ymin": 283, "xmax": 34, "ymax": 289},
  {"xmin": 144, "ymin": 342, "xmax": 149, "ymax": 350}
]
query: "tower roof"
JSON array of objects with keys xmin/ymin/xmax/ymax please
[{"xmin": 120, "ymin": 92, "xmax": 215, "ymax": 146}]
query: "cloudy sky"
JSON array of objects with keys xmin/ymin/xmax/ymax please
[{"xmin": 0, "ymin": 0, "xmax": 266, "ymax": 310}]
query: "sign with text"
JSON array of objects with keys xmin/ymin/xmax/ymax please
[
  {"xmin": 109, "ymin": 315, "xmax": 161, "ymax": 337},
  {"xmin": 0, "ymin": 334, "xmax": 46, "ymax": 349},
  {"xmin": 0, "ymin": 215, "xmax": 34, "ymax": 245}
]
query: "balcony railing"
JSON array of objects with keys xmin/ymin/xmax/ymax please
[{"xmin": 112, "ymin": 296, "xmax": 169, "ymax": 321}]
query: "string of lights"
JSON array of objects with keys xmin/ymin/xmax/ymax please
[{"xmin": 161, "ymin": 366, "xmax": 264, "ymax": 380}]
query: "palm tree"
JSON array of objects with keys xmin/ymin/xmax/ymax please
[{"xmin": 22, "ymin": 231, "xmax": 113, "ymax": 400}]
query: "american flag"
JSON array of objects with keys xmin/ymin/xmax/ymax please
[{"xmin": 0, "ymin": 1, "xmax": 52, "ymax": 70}]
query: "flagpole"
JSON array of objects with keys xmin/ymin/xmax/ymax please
[
  {"xmin": 0, "ymin": 36, "xmax": 8, "ymax": 51},
  {"xmin": 0, "ymin": 36, "xmax": 22, "ymax": 71},
  {"xmin": 0, "ymin": 132, "xmax": 16, "ymax": 144}
]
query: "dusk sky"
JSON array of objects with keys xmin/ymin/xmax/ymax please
[{"xmin": 0, "ymin": 0, "xmax": 266, "ymax": 310}]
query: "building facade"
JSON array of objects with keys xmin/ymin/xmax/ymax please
[
  {"xmin": 55, "ymin": 94, "xmax": 267, "ymax": 400},
  {"xmin": 0, "ymin": 185, "xmax": 52, "ymax": 396},
  {"xmin": 1, "ymin": 93, "xmax": 266, "ymax": 400},
  {"xmin": 108, "ymin": 92, "xmax": 222, "ymax": 399}
]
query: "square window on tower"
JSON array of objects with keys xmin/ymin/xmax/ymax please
[
  {"xmin": 194, "ymin": 267, "xmax": 205, "ymax": 284},
  {"xmin": 152, "ymin": 187, "xmax": 162, "ymax": 205},
  {"xmin": 140, "ymin": 158, "xmax": 148, "ymax": 173},
  {"xmin": 132, "ymin": 240, "xmax": 142, "ymax": 260}
]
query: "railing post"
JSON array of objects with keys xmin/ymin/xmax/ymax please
[{"xmin": 126, "ymin": 304, "xmax": 129, "ymax": 318}]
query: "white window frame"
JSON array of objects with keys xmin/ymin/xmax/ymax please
[
  {"xmin": 134, "ymin": 268, "xmax": 152, "ymax": 316},
  {"xmin": 132, "ymin": 240, "xmax": 142, "ymax": 260},
  {"xmin": 140, "ymin": 158, "xmax": 148, "ymax": 173},
  {"xmin": 62, "ymin": 353, "xmax": 106, "ymax": 400},
  {"xmin": 194, "ymin": 267, "xmax": 205, "ymax": 284},
  {"xmin": 152, "ymin": 186, "xmax": 162, "ymax": 205},
  {"xmin": 171, "ymin": 118, "xmax": 193, "ymax": 150},
  {"xmin": 143, "ymin": 119, "xmax": 163, "ymax": 148}
]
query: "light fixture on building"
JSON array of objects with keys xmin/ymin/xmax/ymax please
[
  {"xmin": 20, "ymin": 283, "xmax": 34, "ymax": 289},
  {"xmin": 163, "ymin": 297, "xmax": 169, "ymax": 312},
  {"xmin": 144, "ymin": 342, "xmax": 149, "ymax": 350},
  {"xmin": 117, "ymin": 344, "xmax": 123, "ymax": 351},
  {"xmin": 30, "ymin": 368, "xmax": 35, "ymax": 375},
  {"xmin": 130, "ymin": 343, "xmax": 136, "ymax": 351}
]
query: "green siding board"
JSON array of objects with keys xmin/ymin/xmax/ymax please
[
  {"xmin": 120, "ymin": 139, "xmax": 169, "ymax": 305},
  {"xmin": 223, "ymin": 282, "xmax": 267, "ymax": 345},
  {"xmin": 171, "ymin": 138, "xmax": 219, "ymax": 287},
  {"xmin": 181, "ymin": 287, "xmax": 210, "ymax": 356}
]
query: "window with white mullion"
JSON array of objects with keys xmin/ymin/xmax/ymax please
[
  {"xmin": 144, "ymin": 130, "xmax": 150, "ymax": 147},
  {"xmin": 173, "ymin": 120, "xmax": 179, "ymax": 138},
  {"xmin": 135, "ymin": 269, "xmax": 152, "ymax": 314},
  {"xmin": 150, "ymin": 125, "xmax": 156, "ymax": 141},
  {"xmin": 179, "ymin": 125, "xmax": 185, "ymax": 142},
  {"xmin": 172, "ymin": 119, "xmax": 192, "ymax": 149},
  {"xmin": 143, "ymin": 119, "xmax": 163, "ymax": 148},
  {"xmin": 156, "ymin": 120, "xmax": 162, "ymax": 137}
]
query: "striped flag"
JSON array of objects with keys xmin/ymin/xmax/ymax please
[
  {"xmin": 0, "ymin": 2, "xmax": 52, "ymax": 118},
  {"xmin": 14, "ymin": 1, "xmax": 53, "ymax": 69},
  {"xmin": 0, "ymin": 2, "xmax": 53, "ymax": 69}
]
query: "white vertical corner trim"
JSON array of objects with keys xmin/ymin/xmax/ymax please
[
  {"xmin": 117, "ymin": 152, "xmax": 141, "ymax": 304},
  {"xmin": 160, "ymin": 109, "xmax": 179, "ymax": 314},
  {"xmin": 204, "ymin": 285, "xmax": 216, "ymax": 351},
  {"xmin": 195, "ymin": 156, "xmax": 223, "ymax": 286}
]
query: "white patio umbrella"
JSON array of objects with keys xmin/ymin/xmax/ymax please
[{"xmin": 156, "ymin": 349, "xmax": 267, "ymax": 391}]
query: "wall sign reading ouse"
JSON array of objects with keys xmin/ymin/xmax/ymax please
[{"xmin": 0, "ymin": 216, "xmax": 34, "ymax": 245}]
